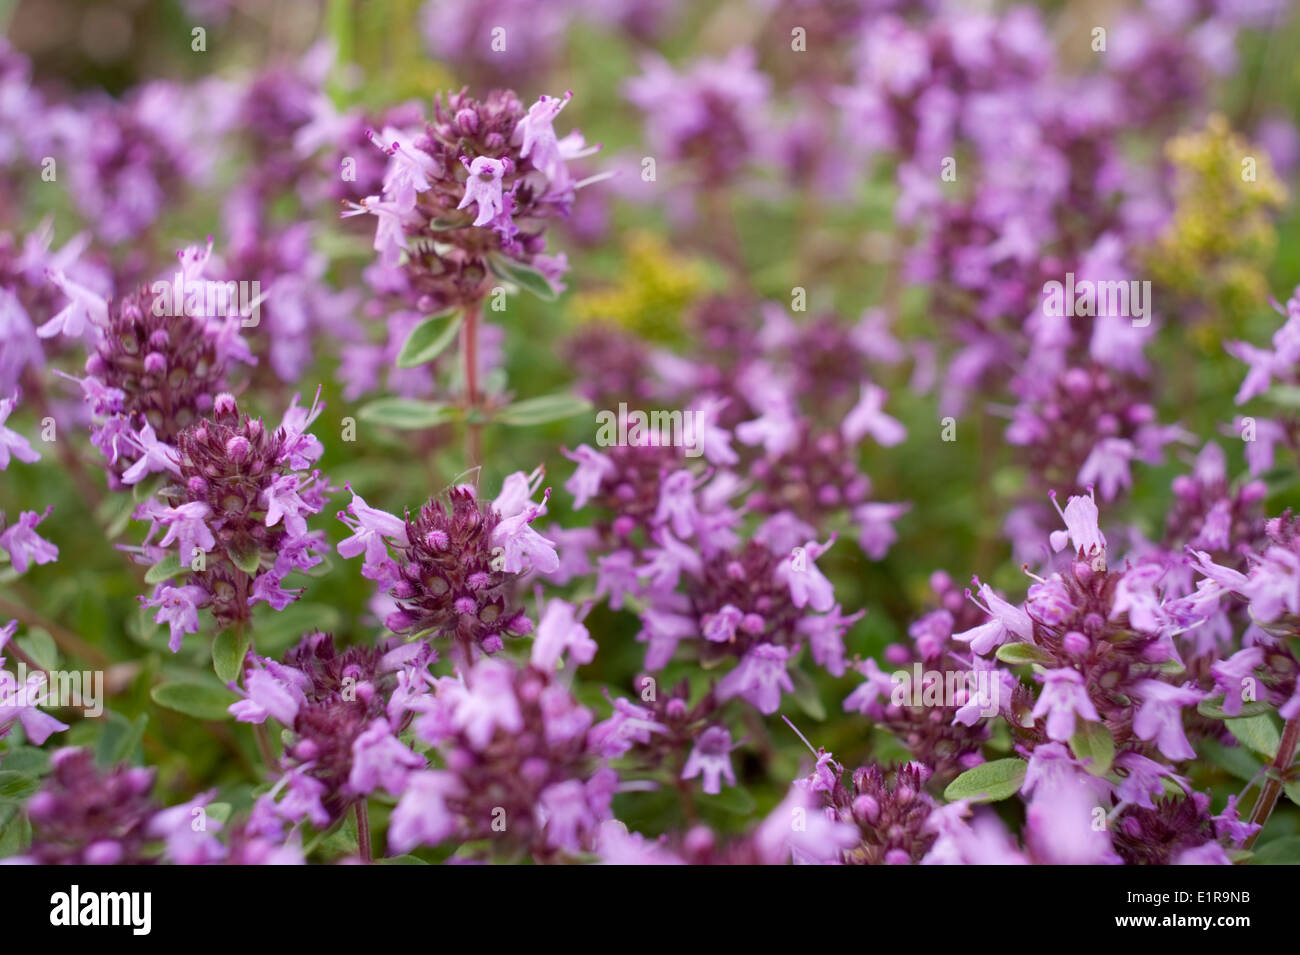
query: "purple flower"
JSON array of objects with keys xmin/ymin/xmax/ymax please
[
  {"xmin": 0, "ymin": 661, "xmax": 70, "ymax": 745},
  {"xmin": 1078, "ymin": 437, "xmax": 1134, "ymax": 502},
  {"xmin": 954, "ymin": 582, "xmax": 1032, "ymax": 656},
  {"xmin": 1048, "ymin": 488, "xmax": 1107, "ymax": 568},
  {"xmin": 387, "ymin": 770, "xmax": 462, "ymax": 854},
  {"xmin": 1132, "ymin": 680, "xmax": 1204, "ymax": 761},
  {"xmin": 778, "ymin": 536, "xmax": 837, "ymax": 612},
  {"xmin": 681, "ymin": 726, "xmax": 736, "ymax": 795},
  {"xmin": 1173, "ymin": 842, "xmax": 1232, "ymax": 865},
  {"xmin": 229, "ymin": 661, "xmax": 307, "ymax": 725},
  {"xmin": 0, "ymin": 507, "xmax": 57, "ymax": 573},
  {"xmin": 852, "ymin": 501, "xmax": 910, "ymax": 560},
  {"xmin": 40, "ymin": 269, "xmax": 107, "ymax": 338},
  {"xmin": 1031, "ymin": 668, "xmax": 1100, "ymax": 742},
  {"xmin": 517, "ymin": 92, "xmax": 572, "ymax": 181},
  {"xmin": 530, "ymin": 598, "xmax": 596, "ymax": 670},
  {"xmin": 716, "ymin": 643, "xmax": 794, "ymax": 714},
  {"xmin": 563, "ymin": 444, "xmax": 615, "ymax": 509},
  {"xmin": 148, "ymin": 794, "xmax": 225, "ymax": 865},
  {"xmin": 452, "ymin": 659, "xmax": 524, "ymax": 749},
  {"xmin": 798, "ymin": 605, "xmax": 865, "ymax": 678},
  {"xmin": 491, "ymin": 501, "xmax": 559, "ymax": 575},
  {"xmin": 1209, "ymin": 646, "xmax": 1264, "ymax": 717},
  {"xmin": 367, "ymin": 129, "xmax": 439, "ymax": 213},
  {"xmin": 654, "ymin": 469, "xmax": 701, "ymax": 539},
  {"xmin": 144, "ymin": 584, "xmax": 207, "ymax": 652},
  {"xmin": 153, "ymin": 502, "xmax": 216, "ymax": 563},
  {"xmin": 0, "ymin": 393, "xmax": 39, "ymax": 469},
  {"xmin": 753, "ymin": 784, "xmax": 859, "ymax": 865},
  {"xmin": 347, "ymin": 719, "xmax": 423, "ymax": 796},
  {"xmin": 336, "ymin": 485, "xmax": 408, "ymax": 580},
  {"xmin": 841, "ymin": 382, "xmax": 906, "ymax": 446},
  {"xmin": 1239, "ymin": 546, "xmax": 1300, "ymax": 623},
  {"xmin": 1114, "ymin": 752, "xmax": 1184, "ymax": 810},
  {"xmin": 264, "ymin": 474, "xmax": 312, "ymax": 538},
  {"xmin": 457, "ymin": 155, "xmax": 511, "ymax": 228},
  {"xmin": 538, "ymin": 771, "xmax": 615, "ymax": 854},
  {"xmin": 121, "ymin": 421, "xmax": 181, "ymax": 485}
]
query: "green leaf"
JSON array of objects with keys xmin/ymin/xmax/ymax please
[
  {"xmin": 487, "ymin": 253, "xmax": 558, "ymax": 300},
  {"xmin": 1285, "ymin": 782, "xmax": 1300, "ymax": 809},
  {"xmin": 995, "ymin": 642, "xmax": 1053, "ymax": 665},
  {"xmin": 228, "ymin": 544, "xmax": 262, "ymax": 576},
  {"xmin": 145, "ymin": 551, "xmax": 184, "ymax": 584},
  {"xmin": 0, "ymin": 748, "xmax": 49, "ymax": 777},
  {"xmin": 428, "ymin": 214, "xmax": 471, "ymax": 230},
  {"xmin": 16, "ymin": 629, "xmax": 58, "ymax": 671},
  {"xmin": 150, "ymin": 681, "xmax": 235, "ymax": 721},
  {"xmin": 494, "ymin": 393, "xmax": 592, "ymax": 427},
  {"xmin": 1159, "ymin": 775, "xmax": 1189, "ymax": 798},
  {"xmin": 1225, "ymin": 715, "xmax": 1281, "ymax": 760},
  {"xmin": 205, "ymin": 802, "xmax": 233, "ymax": 824},
  {"xmin": 1250, "ymin": 836, "xmax": 1300, "ymax": 865},
  {"xmin": 699, "ymin": 785, "xmax": 757, "ymax": 816},
  {"xmin": 788, "ymin": 667, "xmax": 827, "ymax": 722},
  {"xmin": 1265, "ymin": 384, "xmax": 1300, "ymax": 408},
  {"xmin": 1201, "ymin": 738, "xmax": 1263, "ymax": 782},
  {"xmin": 251, "ymin": 602, "xmax": 343, "ymax": 655},
  {"xmin": 212, "ymin": 629, "xmax": 251, "ymax": 684},
  {"xmin": 396, "ymin": 309, "xmax": 463, "ymax": 369},
  {"xmin": 96, "ymin": 712, "xmax": 148, "ymax": 768},
  {"xmin": 377, "ymin": 854, "xmax": 431, "ymax": 865},
  {"xmin": 0, "ymin": 808, "xmax": 30, "ymax": 857},
  {"xmin": 1197, "ymin": 695, "xmax": 1274, "ymax": 720},
  {"xmin": 0, "ymin": 771, "xmax": 39, "ymax": 800},
  {"xmin": 1070, "ymin": 721, "xmax": 1115, "ymax": 776},
  {"xmin": 943, "ymin": 758, "xmax": 1028, "ymax": 804},
  {"xmin": 357, "ymin": 397, "xmax": 459, "ymax": 430}
]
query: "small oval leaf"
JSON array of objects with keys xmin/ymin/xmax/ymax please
[
  {"xmin": 357, "ymin": 398, "xmax": 459, "ymax": 430},
  {"xmin": 212, "ymin": 629, "xmax": 251, "ymax": 684},
  {"xmin": 995, "ymin": 642, "xmax": 1054, "ymax": 665},
  {"xmin": 396, "ymin": 309, "xmax": 463, "ymax": 369},
  {"xmin": 145, "ymin": 552, "xmax": 184, "ymax": 585},
  {"xmin": 1069, "ymin": 720, "xmax": 1115, "ymax": 776},
  {"xmin": 487, "ymin": 254, "xmax": 558, "ymax": 301},
  {"xmin": 1225, "ymin": 714, "xmax": 1281, "ymax": 760},
  {"xmin": 495, "ymin": 393, "xmax": 592, "ymax": 427},
  {"xmin": 1196, "ymin": 695, "xmax": 1274, "ymax": 720},
  {"xmin": 150, "ymin": 681, "xmax": 236, "ymax": 721},
  {"xmin": 943, "ymin": 758, "xmax": 1028, "ymax": 804}
]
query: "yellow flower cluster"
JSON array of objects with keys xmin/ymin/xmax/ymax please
[
  {"xmin": 572, "ymin": 231, "xmax": 708, "ymax": 342},
  {"xmin": 1147, "ymin": 114, "xmax": 1287, "ymax": 348}
]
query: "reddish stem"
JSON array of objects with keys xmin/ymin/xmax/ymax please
[
  {"xmin": 462, "ymin": 299, "xmax": 482, "ymax": 468},
  {"xmin": 1244, "ymin": 714, "xmax": 1300, "ymax": 850},
  {"xmin": 355, "ymin": 800, "xmax": 372, "ymax": 863}
]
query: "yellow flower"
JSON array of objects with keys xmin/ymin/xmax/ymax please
[
  {"xmin": 1146, "ymin": 115, "xmax": 1286, "ymax": 341},
  {"xmin": 572, "ymin": 232, "xmax": 708, "ymax": 342}
]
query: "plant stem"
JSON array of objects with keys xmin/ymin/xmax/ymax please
[
  {"xmin": 0, "ymin": 593, "xmax": 110, "ymax": 668},
  {"xmin": 462, "ymin": 298, "xmax": 482, "ymax": 468},
  {"xmin": 21, "ymin": 371, "xmax": 106, "ymax": 518},
  {"xmin": 1, "ymin": 633, "xmax": 47, "ymax": 681},
  {"xmin": 355, "ymin": 800, "xmax": 372, "ymax": 863},
  {"xmin": 1244, "ymin": 713, "xmax": 1300, "ymax": 850},
  {"xmin": 253, "ymin": 722, "xmax": 276, "ymax": 774}
]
